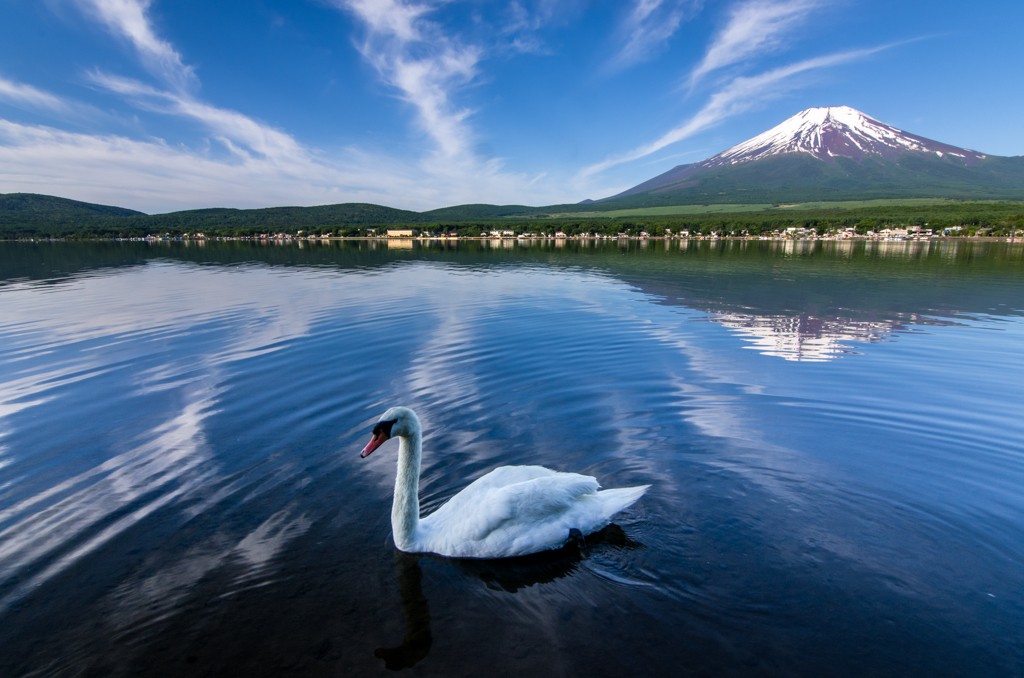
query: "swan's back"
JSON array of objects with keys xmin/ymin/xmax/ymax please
[{"xmin": 417, "ymin": 465, "xmax": 647, "ymax": 558}]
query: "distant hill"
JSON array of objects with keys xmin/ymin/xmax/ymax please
[
  {"xmin": 0, "ymin": 196, "xmax": 434, "ymax": 237},
  {"xmin": 0, "ymin": 193, "xmax": 144, "ymax": 223},
  {"xmin": 0, "ymin": 193, "xmax": 574, "ymax": 237},
  {"xmin": 597, "ymin": 106, "xmax": 1024, "ymax": 207},
  {"xmin": 115, "ymin": 203, "xmax": 427, "ymax": 229},
  {"xmin": 421, "ymin": 203, "xmax": 540, "ymax": 220}
]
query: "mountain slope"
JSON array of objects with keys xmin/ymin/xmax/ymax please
[
  {"xmin": 0, "ymin": 193, "xmax": 145, "ymax": 222},
  {"xmin": 601, "ymin": 106, "xmax": 1024, "ymax": 205}
]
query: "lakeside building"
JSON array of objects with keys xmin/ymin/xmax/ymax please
[{"xmin": 386, "ymin": 229, "xmax": 414, "ymax": 238}]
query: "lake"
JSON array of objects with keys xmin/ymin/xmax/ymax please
[{"xmin": 1, "ymin": 239, "xmax": 1022, "ymax": 677}]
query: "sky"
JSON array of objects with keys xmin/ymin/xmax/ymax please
[{"xmin": 0, "ymin": 0, "xmax": 1022, "ymax": 214}]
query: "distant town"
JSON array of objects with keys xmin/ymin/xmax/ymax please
[{"xmin": 52, "ymin": 223, "xmax": 1020, "ymax": 245}]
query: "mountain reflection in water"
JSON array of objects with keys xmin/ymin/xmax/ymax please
[{"xmin": 706, "ymin": 313, "xmax": 924, "ymax": 361}]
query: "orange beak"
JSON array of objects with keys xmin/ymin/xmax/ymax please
[{"xmin": 361, "ymin": 431, "xmax": 389, "ymax": 458}]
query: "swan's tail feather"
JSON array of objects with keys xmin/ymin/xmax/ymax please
[{"xmin": 596, "ymin": 484, "xmax": 649, "ymax": 518}]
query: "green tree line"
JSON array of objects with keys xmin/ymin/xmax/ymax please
[{"xmin": 4, "ymin": 201, "xmax": 1024, "ymax": 240}]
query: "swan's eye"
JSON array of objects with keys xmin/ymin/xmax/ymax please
[{"xmin": 372, "ymin": 419, "xmax": 397, "ymax": 438}]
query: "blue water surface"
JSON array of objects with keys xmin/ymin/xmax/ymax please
[{"xmin": 0, "ymin": 239, "xmax": 1022, "ymax": 677}]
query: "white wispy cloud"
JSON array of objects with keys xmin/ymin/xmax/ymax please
[
  {"xmin": 612, "ymin": 0, "xmax": 700, "ymax": 71},
  {"xmin": 0, "ymin": 76, "xmax": 70, "ymax": 113},
  {"xmin": 343, "ymin": 0, "xmax": 430, "ymax": 42},
  {"xmin": 688, "ymin": 0, "xmax": 818, "ymax": 87},
  {"xmin": 335, "ymin": 0, "xmax": 482, "ymax": 161},
  {"xmin": 579, "ymin": 45, "xmax": 892, "ymax": 177},
  {"xmin": 73, "ymin": 0, "xmax": 196, "ymax": 90},
  {"xmin": 322, "ymin": 1, "xmax": 577, "ymax": 203},
  {"xmin": 0, "ymin": 115, "xmax": 574, "ymax": 213},
  {"xmin": 502, "ymin": 0, "xmax": 552, "ymax": 34},
  {"xmin": 498, "ymin": 1, "xmax": 560, "ymax": 55},
  {"xmin": 89, "ymin": 72, "xmax": 309, "ymax": 163},
  {"xmin": 0, "ymin": 119, "xmax": 352, "ymax": 212}
]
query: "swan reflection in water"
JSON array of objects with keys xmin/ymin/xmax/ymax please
[
  {"xmin": 375, "ymin": 550, "xmax": 433, "ymax": 671},
  {"xmin": 376, "ymin": 524, "xmax": 641, "ymax": 671}
]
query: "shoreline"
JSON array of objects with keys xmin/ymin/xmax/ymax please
[{"xmin": 4, "ymin": 235, "xmax": 1021, "ymax": 244}]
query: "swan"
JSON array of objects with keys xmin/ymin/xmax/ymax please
[{"xmin": 360, "ymin": 407, "xmax": 649, "ymax": 558}]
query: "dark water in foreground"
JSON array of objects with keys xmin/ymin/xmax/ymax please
[{"xmin": 1, "ymin": 239, "xmax": 1023, "ymax": 677}]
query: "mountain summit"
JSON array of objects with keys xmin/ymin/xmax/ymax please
[
  {"xmin": 603, "ymin": 106, "xmax": 1022, "ymax": 204},
  {"xmin": 710, "ymin": 106, "xmax": 986, "ymax": 166}
]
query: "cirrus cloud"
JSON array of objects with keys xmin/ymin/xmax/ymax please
[
  {"xmin": 333, "ymin": 0, "xmax": 482, "ymax": 161},
  {"xmin": 580, "ymin": 44, "xmax": 895, "ymax": 178},
  {"xmin": 611, "ymin": 0, "xmax": 702, "ymax": 71},
  {"xmin": 688, "ymin": 0, "xmax": 819, "ymax": 87},
  {"xmin": 73, "ymin": 0, "xmax": 197, "ymax": 91}
]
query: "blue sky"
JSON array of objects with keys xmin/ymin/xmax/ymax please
[{"xmin": 0, "ymin": 0, "xmax": 1021, "ymax": 214}]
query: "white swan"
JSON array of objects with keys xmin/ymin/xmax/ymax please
[{"xmin": 360, "ymin": 407, "xmax": 649, "ymax": 558}]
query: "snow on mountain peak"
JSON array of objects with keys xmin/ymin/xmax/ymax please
[
  {"xmin": 711, "ymin": 106, "xmax": 986, "ymax": 166},
  {"xmin": 601, "ymin": 106, "xmax": 992, "ymax": 202}
]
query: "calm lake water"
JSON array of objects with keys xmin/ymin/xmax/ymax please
[{"xmin": 1, "ymin": 239, "xmax": 1023, "ymax": 677}]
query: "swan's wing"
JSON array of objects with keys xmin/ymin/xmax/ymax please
[
  {"xmin": 424, "ymin": 465, "xmax": 556, "ymax": 518},
  {"xmin": 499, "ymin": 474, "xmax": 600, "ymax": 523},
  {"xmin": 458, "ymin": 465, "xmax": 560, "ymax": 493},
  {"xmin": 422, "ymin": 469, "xmax": 599, "ymax": 545}
]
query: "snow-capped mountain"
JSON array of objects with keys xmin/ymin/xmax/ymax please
[
  {"xmin": 605, "ymin": 106, "xmax": 997, "ymax": 201},
  {"xmin": 713, "ymin": 106, "xmax": 986, "ymax": 166}
]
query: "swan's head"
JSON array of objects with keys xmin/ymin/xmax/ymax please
[{"xmin": 360, "ymin": 406, "xmax": 420, "ymax": 458}]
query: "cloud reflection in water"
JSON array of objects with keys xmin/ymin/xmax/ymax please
[{"xmin": 0, "ymin": 262, "xmax": 352, "ymax": 612}]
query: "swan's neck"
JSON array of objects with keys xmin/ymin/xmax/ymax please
[{"xmin": 392, "ymin": 430, "xmax": 421, "ymax": 551}]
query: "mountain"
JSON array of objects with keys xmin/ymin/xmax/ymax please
[{"xmin": 601, "ymin": 106, "xmax": 1024, "ymax": 206}]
